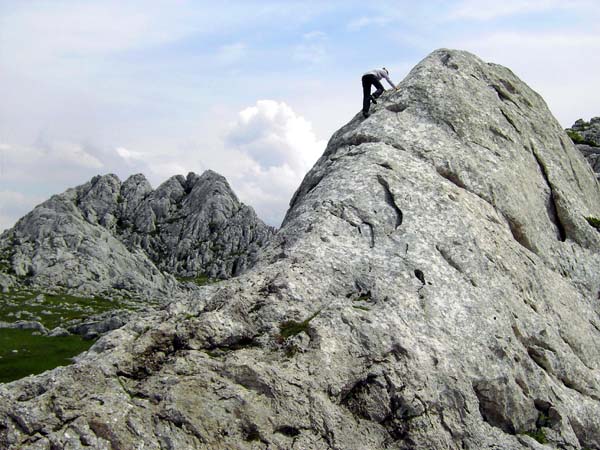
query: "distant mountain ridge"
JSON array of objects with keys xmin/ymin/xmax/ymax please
[{"xmin": 0, "ymin": 170, "xmax": 274, "ymax": 296}]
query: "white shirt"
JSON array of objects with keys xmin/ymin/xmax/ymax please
[{"xmin": 364, "ymin": 69, "xmax": 396, "ymax": 89}]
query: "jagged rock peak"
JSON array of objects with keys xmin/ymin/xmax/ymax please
[
  {"xmin": 0, "ymin": 169, "xmax": 274, "ymax": 296},
  {"xmin": 2, "ymin": 49, "xmax": 600, "ymax": 449}
]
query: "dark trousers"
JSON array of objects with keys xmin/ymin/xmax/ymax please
[{"xmin": 362, "ymin": 74, "xmax": 384, "ymax": 114}]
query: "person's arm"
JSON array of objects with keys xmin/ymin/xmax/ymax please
[{"xmin": 383, "ymin": 74, "xmax": 396, "ymax": 89}]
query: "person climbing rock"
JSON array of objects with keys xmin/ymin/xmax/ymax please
[{"xmin": 362, "ymin": 67, "xmax": 396, "ymax": 118}]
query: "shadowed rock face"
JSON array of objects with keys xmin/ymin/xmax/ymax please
[
  {"xmin": 0, "ymin": 170, "xmax": 274, "ymax": 296},
  {"xmin": 2, "ymin": 49, "xmax": 600, "ymax": 449}
]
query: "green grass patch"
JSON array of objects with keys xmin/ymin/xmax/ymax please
[
  {"xmin": 585, "ymin": 216, "xmax": 600, "ymax": 230},
  {"xmin": 352, "ymin": 305, "xmax": 371, "ymax": 311},
  {"xmin": 279, "ymin": 310, "xmax": 320, "ymax": 340},
  {"xmin": 0, "ymin": 328, "xmax": 94, "ymax": 383},
  {"xmin": 566, "ymin": 128, "xmax": 599, "ymax": 147},
  {"xmin": 176, "ymin": 273, "xmax": 217, "ymax": 286},
  {"xmin": 521, "ymin": 428, "xmax": 548, "ymax": 444},
  {"xmin": 567, "ymin": 130, "xmax": 586, "ymax": 144},
  {"xmin": 0, "ymin": 289, "xmax": 128, "ymax": 329}
]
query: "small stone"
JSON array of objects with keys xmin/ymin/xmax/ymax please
[{"xmin": 48, "ymin": 327, "xmax": 70, "ymax": 337}]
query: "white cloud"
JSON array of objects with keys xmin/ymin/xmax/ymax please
[
  {"xmin": 347, "ymin": 16, "xmax": 391, "ymax": 31},
  {"xmin": 0, "ymin": 137, "xmax": 199, "ymax": 229},
  {"xmin": 226, "ymin": 100, "xmax": 323, "ymax": 170},
  {"xmin": 461, "ymin": 31, "xmax": 600, "ymax": 50},
  {"xmin": 0, "ymin": 191, "xmax": 45, "ymax": 231},
  {"xmin": 51, "ymin": 141, "xmax": 104, "ymax": 169},
  {"xmin": 224, "ymin": 100, "xmax": 325, "ymax": 226},
  {"xmin": 447, "ymin": 0, "xmax": 596, "ymax": 21},
  {"xmin": 115, "ymin": 146, "xmax": 145, "ymax": 164},
  {"xmin": 0, "ymin": 139, "xmax": 105, "ymax": 184}
]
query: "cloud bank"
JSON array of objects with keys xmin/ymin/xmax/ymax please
[
  {"xmin": 0, "ymin": 101, "xmax": 324, "ymax": 230},
  {"xmin": 224, "ymin": 100, "xmax": 325, "ymax": 226}
]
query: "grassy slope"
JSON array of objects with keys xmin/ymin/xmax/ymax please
[{"xmin": 0, "ymin": 328, "xmax": 94, "ymax": 383}]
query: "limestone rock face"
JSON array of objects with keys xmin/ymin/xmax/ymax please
[
  {"xmin": 2, "ymin": 49, "xmax": 600, "ymax": 450},
  {"xmin": 0, "ymin": 170, "xmax": 273, "ymax": 296},
  {"xmin": 0, "ymin": 183, "xmax": 173, "ymax": 298},
  {"xmin": 118, "ymin": 170, "xmax": 274, "ymax": 279}
]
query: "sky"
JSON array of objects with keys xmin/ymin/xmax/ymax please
[{"xmin": 1, "ymin": 0, "xmax": 599, "ymax": 230}]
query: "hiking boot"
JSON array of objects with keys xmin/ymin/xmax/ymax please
[
  {"xmin": 370, "ymin": 95, "xmax": 377, "ymax": 104},
  {"xmin": 363, "ymin": 111, "xmax": 370, "ymax": 118}
]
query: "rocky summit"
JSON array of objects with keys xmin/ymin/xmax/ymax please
[
  {"xmin": 0, "ymin": 170, "xmax": 273, "ymax": 297},
  {"xmin": 2, "ymin": 49, "xmax": 600, "ymax": 449}
]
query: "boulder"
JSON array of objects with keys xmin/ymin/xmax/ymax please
[
  {"xmin": 47, "ymin": 327, "xmax": 70, "ymax": 337},
  {"xmin": 68, "ymin": 311, "xmax": 133, "ymax": 340},
  {"xmin": 0, "ymin": 321, "xmax": 48, "ymax": 335}
]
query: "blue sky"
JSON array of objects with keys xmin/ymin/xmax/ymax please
[{"xmin": 1, "ymin": 0, "xmax": 599, "ymax": 229}]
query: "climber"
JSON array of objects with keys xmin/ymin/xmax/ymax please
[{"xmin": 362, "ymin": 67, "xmax": 396, "ymax": 118}]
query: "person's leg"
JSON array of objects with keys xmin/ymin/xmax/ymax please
[
  {"xmin": 372, "ymin": 78, "xmax": 384, "ymax": 99},
  {"xmin": 362, "ymin": 75, "xmax": 372, "ymax": 115}
]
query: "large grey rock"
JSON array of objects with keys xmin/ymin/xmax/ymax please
[
  {"xmin": 2, "ymin": 49, "xmax": 600, "ymax": 449},
  {"xmin": 0, "ymin": 273, "xmax": 15, "ymax": 293},
  {"xmin": 68, "ymin": 310, "xmax": 133, "ymax": 340},
  {"xmin": 0, "ymin": 320, "xmax": 47, "ymax": 334},
  {"xmin": 0, "ymin": 192, "xmax": 174, "ymax": 298},
  {"xmin": 48, "ymin": 327, "xmax": 70, "ymax": 337},
  {"xmin": 0, "ymin": 170, "xmax": 273, "ymax": 297}
]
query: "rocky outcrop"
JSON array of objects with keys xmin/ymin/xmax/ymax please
[
  {"xmin": 567, "ymin": 118, "xmax": 600, "ymax": 179},
  {"xmin": 0, "ymin": 170, "xmax": 273, "ymax": 296},
  {"xmin": 116, "ymin": 170, "xmax": 274, "ymax": 279},
  {"xmin": 0, "ymin": 320, "xmax": 48, "ymax": 334},
  {"xmin": 0, "ymin": 188, "xmax": 173, "ymax": 298},
  {"xmin": 68, "ymin": 310, "xmax": 133, "ymax": 340},
  {"xmin": 568, "ymin": 117, "xmax": 600, "ymax": 147},
  {"xmin": 2, "ymin": 49, "xmax": 600, "ymax": 450}
]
